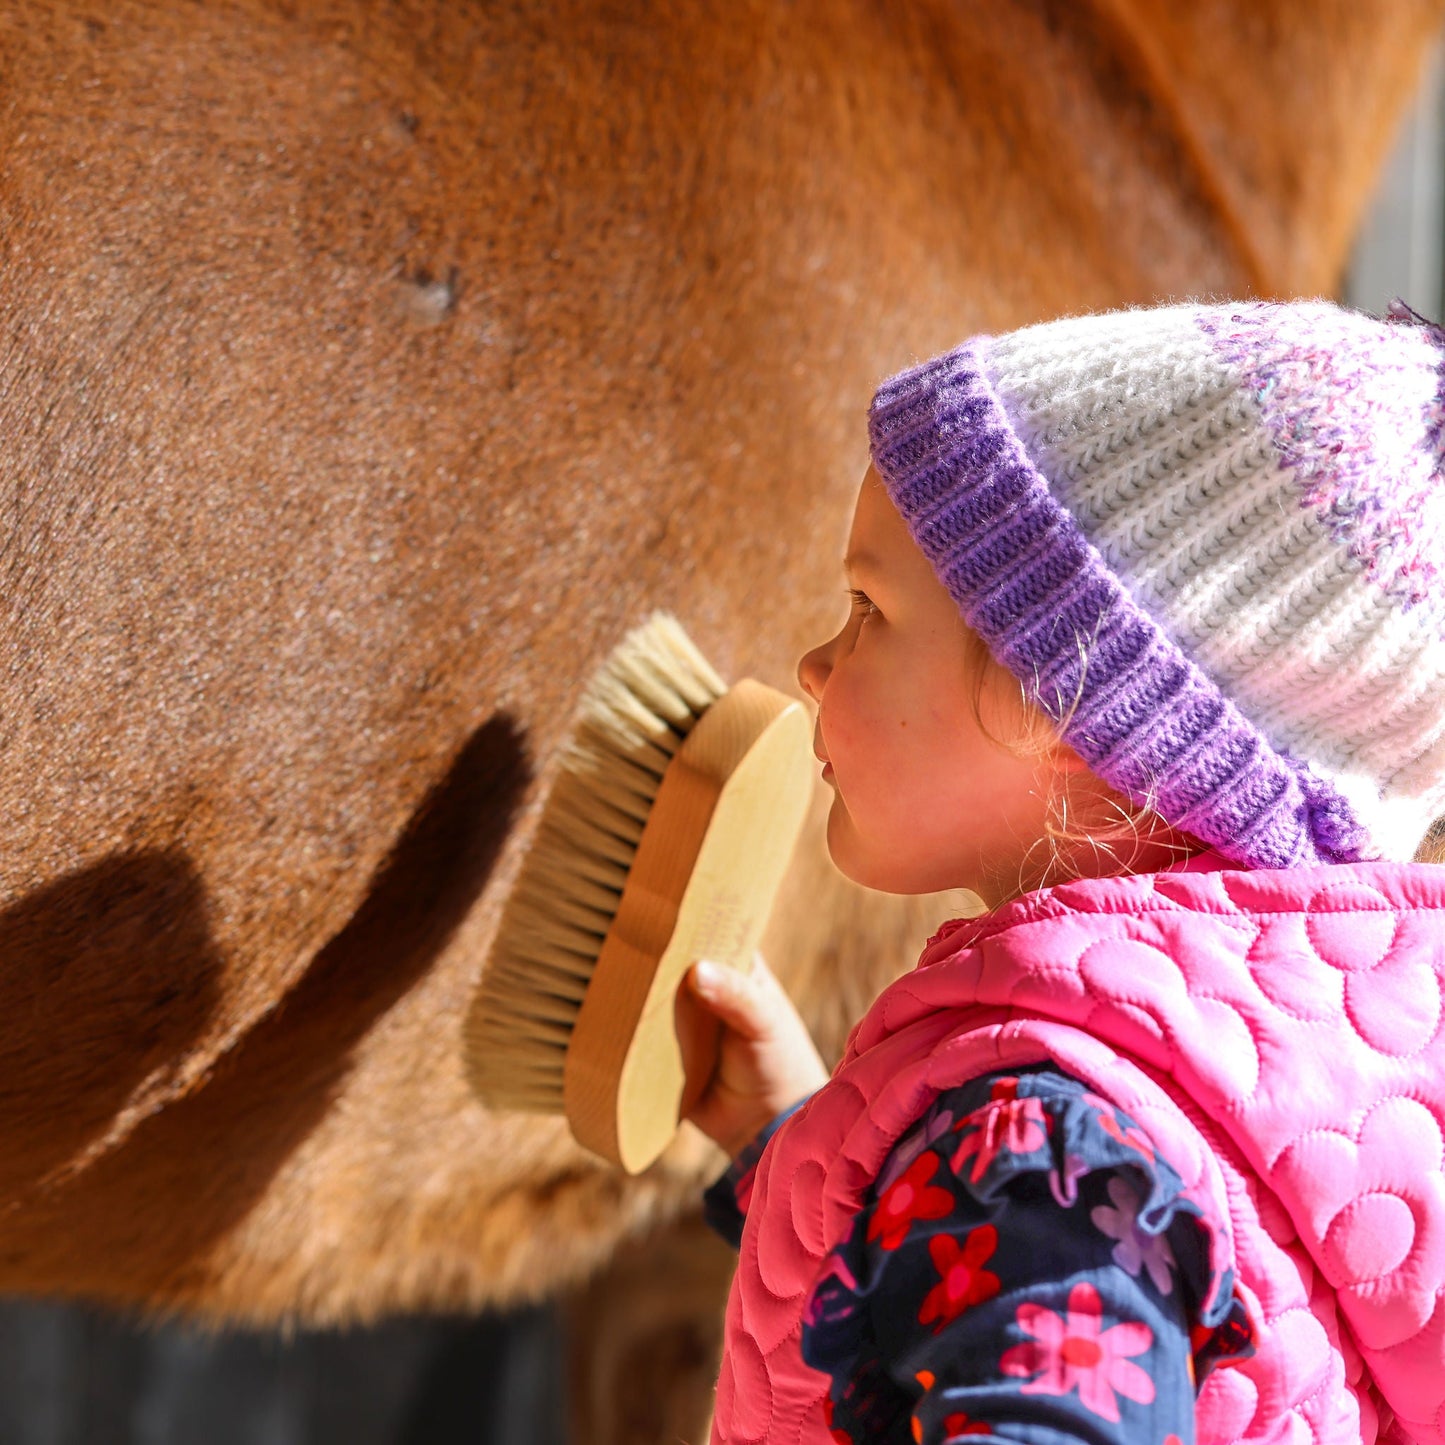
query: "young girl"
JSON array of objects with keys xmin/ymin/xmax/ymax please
[{"xmin": 683, "ymin": 300, "xmax": 1445, "ymax": 1445}]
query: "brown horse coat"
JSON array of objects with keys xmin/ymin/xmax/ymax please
[{"xmin": 0, "ymin": 0, "xmax": 1438, "ymax": 1323}]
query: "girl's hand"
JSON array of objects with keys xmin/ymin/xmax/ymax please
[{"xmin": 676, "ymin": 953, "xmax": 830, "ymax": 1159}]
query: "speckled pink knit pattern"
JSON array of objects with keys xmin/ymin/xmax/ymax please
[
  {"xmin": 869, "ymin": 300, "xmax": 1445, "ymax": 870},
  {"xmin": 1197, "ymin": 303, "xmax": 1445, "ymax": 613},
  {"xmin": 712, "ymin": 854, "xmax": 1445, "ymax": 1445}
]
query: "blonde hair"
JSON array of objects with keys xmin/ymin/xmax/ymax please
[
  {"xmin": 1416, "ymin": 816, "xmax": 1445, "ymax": 866},
  {"xmin": 953, "ymin": 630, "xmax": 1202, "ymax": 901},
  {"xmin": 957, "ymin": 626, "xmax": 1443, "ymax": 903}
]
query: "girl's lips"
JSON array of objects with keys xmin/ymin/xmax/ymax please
[{"xmin": 813, "ymin": 731, "xmax": 833, "ymax": 780}]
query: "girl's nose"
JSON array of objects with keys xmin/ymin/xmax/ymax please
[{"xmin": 797, "ymin": 637, "xmax": 831, "ymax": 702}]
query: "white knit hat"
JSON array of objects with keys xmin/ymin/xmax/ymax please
[{"xmin": 869, "ymin": 300, "xmax": 1445, "ymax": 869}]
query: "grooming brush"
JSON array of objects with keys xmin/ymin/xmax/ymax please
[{"xmin": 464, "ymin": 613, "xmax": 813, "ymax": 1175}]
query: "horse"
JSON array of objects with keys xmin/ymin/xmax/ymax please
[{"xmin": 0, "ymin": 0, "xmax": 1438, "ymax": 1434}]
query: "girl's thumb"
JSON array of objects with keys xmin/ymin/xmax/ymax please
[{"xmin": 688, "ymin": 960, "xmax": 765, "ymax": 1036}]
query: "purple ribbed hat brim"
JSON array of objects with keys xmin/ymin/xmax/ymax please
[{"xmin": 867, "ymin": 341, "xmax": 1373, "ymax": 871}]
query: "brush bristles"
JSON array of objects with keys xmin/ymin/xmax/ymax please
[{"xmin": 467, "ymin": 614, "xmax": 729, "ymax": 1113}]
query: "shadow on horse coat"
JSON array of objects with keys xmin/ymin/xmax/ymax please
[{"xmin": 0, "ymin": 0, "xmax": 1438, "ymax": 1327}]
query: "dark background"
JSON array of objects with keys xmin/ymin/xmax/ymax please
[{"xmin": 0, "ymin": 1299, "xmax": 566, "ymax": 1444}]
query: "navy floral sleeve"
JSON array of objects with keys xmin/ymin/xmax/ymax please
[{"xmin": 705, "ymin": 1067, "xmax": 1254, "ymax": 1445}]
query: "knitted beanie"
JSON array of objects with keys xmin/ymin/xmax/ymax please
[{"xmin": 867, "ymin": 300, "xmax": 1445, "ymax": 871}]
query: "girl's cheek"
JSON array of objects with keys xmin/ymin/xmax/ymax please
[{"xmin": 820, "ymin": 667, "xmax": 872, "ymax": 755}]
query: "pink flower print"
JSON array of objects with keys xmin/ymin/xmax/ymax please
[
  {"xmin": 878, "ymin": 1106, "xmax": 957, "ymax": 1193},
  {"xmin": 950, "ymin": 1079, "xmax": 1049, "ymax": 1184},
  {"xmin": 917, "ymin": 1225, "xmax": 1001, "ymax": 1331},
  {"xmin": 1049, "ymin": 1152, "xmax": 1089, "ymax": 1207},
  {"xmin": 802, "ymin": 1254, "xmax": 861, "ymax": 1329},
  {"xmin": 1000, "ymin": 1281, "xmax": 1156, "ymax": 1423},
  {"xmin": 941, "ymin": 1413, "xmax": 992, "ymax": 1439},
  {"xmin": 1084, "ymin": 1092, "xmax": 1157, "ymax": 1164},
  {"xmin": 868, "ymin": 1152, "xmax": 955, "ymax": 1251},
  {"xmin": 1091, "ymin": 1176, "xmax": 1176, "ymax": 1295},
  {"xmin": 908, "ymin": 1400, "xmax": 992, "ymax": 1443},
  {"xmin": 909, "ymin": 1374, "xmax": 995, "ymax": 1441}
]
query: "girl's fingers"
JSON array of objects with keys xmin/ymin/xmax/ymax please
[{"xmin": 687, "ymin": 960, "xmax": 769, "ymax": 1039}]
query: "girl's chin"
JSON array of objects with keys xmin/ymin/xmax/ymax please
[
  {"xmin": 825, "ymin": 804, "xmax": 943, "ymax": 895},
  {"xmin": 823, "ymin": 801, "xmax": 881, "ymax": 889},
  {"xmin": 825, "ymin": 801, "xmax": 1007, "ymax": 899}
]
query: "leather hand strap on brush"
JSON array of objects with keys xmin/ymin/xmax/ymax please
[{"xmin": 464, "ymin": 615, "xmax": 812, "ymax": 1174}]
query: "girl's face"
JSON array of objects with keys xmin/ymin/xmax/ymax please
[{"xmin": 798, "ymin": 468, "xmax": 1086, "ymax": 903}]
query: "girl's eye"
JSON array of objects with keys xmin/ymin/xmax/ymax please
[{"xmin": 847, "ymin": 587, "xmax": 878, "ymax": 619}]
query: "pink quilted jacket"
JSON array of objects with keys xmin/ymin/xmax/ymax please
[{"xmin": 712, "ymin": 854, "xmax": 1445, "ymax": 1445}]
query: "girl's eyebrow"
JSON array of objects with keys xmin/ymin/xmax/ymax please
[{"xmin": 843, "ymin": 550, "xmax": 882, "ymax": 576}]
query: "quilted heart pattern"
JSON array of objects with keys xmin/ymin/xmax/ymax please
[
  {"xmin": 714, "ymin": 856, "xmax": 1445, "ymax": 1445},
  {"xmin": 1276, "ymin": 1097, "xmax": 1445, "ymax": 1325}
]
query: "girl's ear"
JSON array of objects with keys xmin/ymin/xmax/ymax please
[{"xmin": 1045, "ymin": 737, "xmax": 1094, "ymax": 776}]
